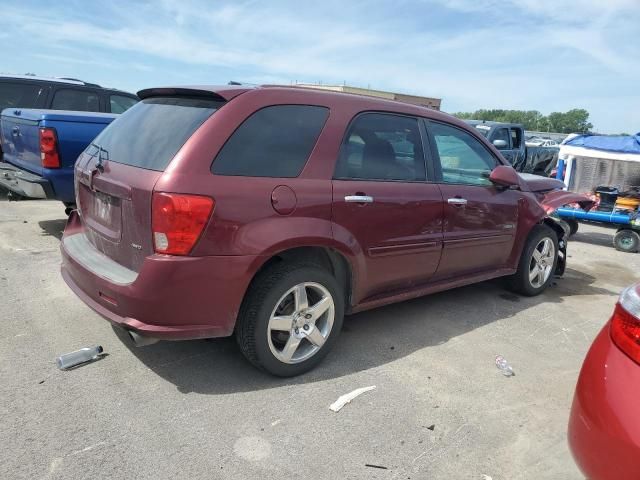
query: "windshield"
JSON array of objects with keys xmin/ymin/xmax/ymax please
[{"xmin": 87, "ymin": 96, "xmax": 224, "ymax": 171}]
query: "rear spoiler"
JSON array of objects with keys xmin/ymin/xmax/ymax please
[{"xmin": 137, "ymin": 85, "xmax": 252, "ymax": 102}]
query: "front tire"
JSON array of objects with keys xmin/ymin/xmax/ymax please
[
  {"xmin": 235, "ymin": 262, "xmax": 344, "ymax": 377},
  {"xmin": 507, "ymin": 225, "xmax": 559, "ymax": 296}
]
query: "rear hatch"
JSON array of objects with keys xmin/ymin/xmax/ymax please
[{"xmin": 75, "ymin": 95, "xmax": 225, "ymax": 272}]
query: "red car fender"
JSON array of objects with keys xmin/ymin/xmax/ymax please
[{"xmin": 540, "ymin": 190, "xmax": 595, "ymax": 214}]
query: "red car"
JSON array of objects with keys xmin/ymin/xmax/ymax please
[
  {"xmin": 568, "ymin": 283, "xmax": 640, "ymax": 479},
  {"xmin": 60, "ymin": 85, "xmax": 591, "ymax": 376}
]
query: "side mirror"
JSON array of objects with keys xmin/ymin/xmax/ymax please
[
  {"xmin": 489, "ymin": 165, "xmax": 520, "ymax": 189},
  {"xmin": 493, "ymin": 139, "xmax": 508, "ymax": 149}
]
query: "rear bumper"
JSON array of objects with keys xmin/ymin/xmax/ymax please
[
  {"xmin": 60, "ymin": 211, "xmax": 264, "ymax": 340},
  {"xmin": 0, "ymin": 161, "xmax": 53, "ymax": 199},
  {"xmin": 568, "ymin": 324, "xmax": 640, "ymax": 479}
]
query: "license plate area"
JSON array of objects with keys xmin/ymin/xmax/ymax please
[{"xmin": 80, "ymin": 184, "xmax": 123, "ymax": 241}]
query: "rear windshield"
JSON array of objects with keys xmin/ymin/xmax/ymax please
[{"xmin": 87, "ymin": 96, "xmax": 223, "ymax": 171}]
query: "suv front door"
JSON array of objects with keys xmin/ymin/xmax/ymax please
[
  {"xmin": 331, "ymin": 113, "xmax": 443, "ymax": 302},
  {"xmin": 427, "ymin": 121, "xmax": 519, "ymax": 280}
]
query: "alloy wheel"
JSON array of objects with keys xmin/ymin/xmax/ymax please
[
  {"xmin": 528, "ymin": 237, "xmax": 555, "ymax": 288},
  {"xmin": 267, "ymin": 282, "xmax": 335, "ymax": 364}
]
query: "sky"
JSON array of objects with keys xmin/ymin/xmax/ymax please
[{"xmin": 2, "ymin": 0, "xmax": 639, "ymax": 134}]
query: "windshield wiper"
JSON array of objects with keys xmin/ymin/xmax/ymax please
[{"xmin": 89, "ymin": 143, "xmax": 109, "ymax": 172}]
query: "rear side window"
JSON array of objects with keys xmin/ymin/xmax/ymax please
[
  {"xmin": 212, "ymin": 105, "xmax": 329, "ymax": 177},
  {"xmin": 0, "ymin": 82, "xmax": 46, "ymax": 111},
  {"xmin": 109, "ymin": 94, "xmax": 138, "ymax": 114},
  {"xmin": 88, "ymin": 96, "xmax": 223, "ymax": 171},
  {"xmin": 334, "ymin": 113, "xmax": 426, "ymax": 181},
  {"xmin": 51, "ymin": 89, "xmax": 100, "ymax": 112}
]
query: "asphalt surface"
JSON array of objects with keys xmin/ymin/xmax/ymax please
[{"xmin": 2, "ymin": 195, "xmax": 639, "ymax": 479}]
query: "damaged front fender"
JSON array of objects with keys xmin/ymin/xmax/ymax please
[
  {"xmin": 540, "ymin": 190, "xmax": 595, "ymax": 215},
  {"xmin": 537, "ymin": 190, "xmax": 592, "ymax": 277}
]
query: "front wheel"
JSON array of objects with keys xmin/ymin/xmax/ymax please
[
  {"xmin": 506, "ymin": 225, "xmax": 559, "ymax": 296},
  {"xmin": 235, "ymin": 263, "xmax": 344, "ymax": 377}
]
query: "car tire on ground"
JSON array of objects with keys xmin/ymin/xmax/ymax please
[
  {"xmin": 506, "ymin": 224, "xmax": 559, "ymax": 296},
  {"xmin": 566, "ymin": 219, "xmax": 579, "ymax": 236},
  {"xmin": 235, "ymin": 262, "xmax": 344, "ymax": 377},
  {"xmin": 613, "ymin": 229, "xmax": 640, "ymax": 253}
]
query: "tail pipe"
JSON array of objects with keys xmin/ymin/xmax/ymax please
[{"xmin": 128, "ymin": 330, "xmax": 159, "ymax": 347}]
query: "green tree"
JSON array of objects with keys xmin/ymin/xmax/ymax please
[
  {"xmin": 561, "ymin": 109, "xmax": 593, "ymax": 133},
  {"xmin": 452, "ymin": 108, "xmax": 593, "ymax": 133}
]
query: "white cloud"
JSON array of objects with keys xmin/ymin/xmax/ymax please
[{"xmin": 1, "ymin": 0, "xmax": 638, "ymax": 132}]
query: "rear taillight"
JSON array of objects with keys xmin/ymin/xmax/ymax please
[
  {"xmin": 39, "ymin": 127, "xmax": 60, "ymax": 168},
  {"xmin": 611, "ymin": 286, "xmax": 640, "ymax": 364},
  {"xmin": 152, "ymin": 192, "xmax": 214, "ymax": 255}
]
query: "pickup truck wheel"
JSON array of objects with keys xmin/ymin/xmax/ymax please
[
  {"xmin": 506, "ymin": 225, "xmax": 558, "ymax": 296},
  {"xmin": 613, "ymin": 229, "xmax": 640, "ymax": 253},
  {"xmin": 235, "ymin": 263, "xmax": 344, "ymax": 377}
]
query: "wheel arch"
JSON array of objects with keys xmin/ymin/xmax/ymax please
[{"xmin": 246, "ymin": 245, "xmax": 356, "ymax": 313}]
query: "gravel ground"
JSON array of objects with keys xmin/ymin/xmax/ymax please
[{"xmin": 1, "ymin": 196, "xmax": 638, "ymax": 480}]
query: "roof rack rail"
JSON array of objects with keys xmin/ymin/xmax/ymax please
[{"xmin": 57, "ymin": 77, "xmax": 102, "ymax": 88}]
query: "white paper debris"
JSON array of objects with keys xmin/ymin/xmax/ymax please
[
  {"xmin": 481, "ymin": 475, "xmax": 493, "ymax": 480},
  {"xmin": 329, "ymin": 386, "xmax": 376, "ymax": 412}
]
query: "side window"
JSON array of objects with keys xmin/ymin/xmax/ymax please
[
  {"xmin": 334, "ymin": 113, "xmax": 425, "ymax": 181},
  {"xmin": 510, "ymin": 128, "xmax": 522, "ymax": 149},
  {"xmin": 493, "ymin": 128, "xmax": 510, "ymax": 149},
  {"xmin": 51, "ymin": 89, "xmax": 100, "ymax": 112},
  {"xmin": 109, "ymin": 95, "xmax": 138, "ymax": 114},
  {"xmin": 0, "ymin": 82, "xmax": 46, "ymax": 111},
  {"xmin": 430, "ymin": 122, "xmax": 498, "ymax": 186},
  {"xmin": 212, "ymin": 105, "xmax": 329, "ymax": 177}
]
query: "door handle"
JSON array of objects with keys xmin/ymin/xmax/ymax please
[
  {"xmin": 11, "ymin": 126, "xmax": 20, "ymax": 137},
  {"xmin": 345, "ymin": 195, "xmax": 374, "ymax": 204},
  {"xmin": 447, "ymin": 197, "xmax": 467, "ymax": 206}
]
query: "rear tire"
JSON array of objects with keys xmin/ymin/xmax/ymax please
[
  {"xmin": 613, "ymin": 229, "xmax": 640, "ymax": 253},
  {"xmin": 506, "ymin": 225, "xmax": 559, "ymax": 296},
  {"xmin": 235, "ymin": 262, "xmax": 344, "ymax": 377}
]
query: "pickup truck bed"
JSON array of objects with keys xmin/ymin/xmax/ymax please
[{"xmin": 0, "ymin": 108, "xmax": 116, "ymax": 205}]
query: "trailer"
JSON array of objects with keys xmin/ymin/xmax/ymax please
[{"xmin": 554, "ymin": 133, "xmax": 640, "ymax": 253}]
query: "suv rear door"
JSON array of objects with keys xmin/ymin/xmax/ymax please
[
  {"xmin": 426, "ymin": 120, "xmax": 519, "ymax": 280},
  {"xmin": 74, "ymin": 95, "xmax": 224, "ymax": 272},
  {"xmin": 331, "ymin": 113, "xmax": 443, "ymax": 301}
]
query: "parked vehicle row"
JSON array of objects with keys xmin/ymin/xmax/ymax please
[{"xmin": 0, "ymin": 74, "xmax": 137, "ymax": 209}]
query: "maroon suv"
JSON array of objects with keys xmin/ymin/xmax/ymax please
[{"xmin": 60, "ymin": 85, "xmax": 591, "ymax": 376}]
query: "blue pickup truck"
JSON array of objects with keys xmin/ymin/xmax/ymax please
[
  {"xmin": 465, "ymin": 120, "xmax": 560, "ymax": 175},
  {"xmin": 0, "ymin": 109, "xmax": 117, "ymax": 211}
]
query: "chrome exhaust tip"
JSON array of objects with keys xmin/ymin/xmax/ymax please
[{"xmin": 128, "ymin": 330, "xmax": 159, "ymax": 347}]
